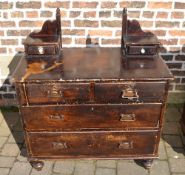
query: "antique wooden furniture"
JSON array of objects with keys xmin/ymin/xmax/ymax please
[
  {"xmin": 181, "ymin": 103, "xmax": 185, "ymax": 135},
  {"xmin": 11, "ymin": 8, "xmax": 173, "ymax": 171}
]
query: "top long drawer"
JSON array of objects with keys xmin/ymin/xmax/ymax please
[{"xmin": 19, "ymin": 81, "xmax": 166, "ymax": 105}]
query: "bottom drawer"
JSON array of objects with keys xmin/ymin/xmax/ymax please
[{"xmin": 27, "ymin": 131, "xmax": 158, "ymax": 158}]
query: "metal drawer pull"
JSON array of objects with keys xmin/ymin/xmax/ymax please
[
  {"xmin": 121, "ymin": 87, "xmax": 139, "ymax": 100},
  {"xmin": 118, "ymin": 141, "xmax": 133, "ymax": 149},
  {"xmin": 141, "ymin": 48, "xmax": 145, "ymax": 54},
  {"xmin": 52, "ymin": 142, "xmax": 67, "ymax": 149},
  {"xmin": 47, "ymin": 90, "xmax": 63, "ymax": 98},
  {"xmin": 120, "ymin": 114, "xmax": 135, "ymax": 121},
  {"xmin": 38, "ymin": 46, "xmax": 44, "ymax": 54},
  {"xmin": 49, "ymin": 114, "xmax": 64, "ymax": 120}
]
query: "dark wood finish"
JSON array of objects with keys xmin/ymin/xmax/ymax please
[
  {"xmin": 181, "ymin": 103, "xmax": 185, "ymax": 135},
  {"xmin": 21, "ymin": 104, "xmax": 162, "ymax": 131},
  {"xmin": 24, "ymin": 8, "xmax": 62, "ymax": 58},
  {"xmin": 27, "ymin": 131, "xmax": 158, "ymax": 158},
  {"xmin": 12, "ymin": 8, "xmax": 173, "ymax": 171}
]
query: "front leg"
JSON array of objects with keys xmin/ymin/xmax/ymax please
[
  {"xmin": 142, "ymin": 159, "xmax": 153, "ymax": 169},
  {"xmin": 29, "ymin": 160, "xmax": 44, "ymax": 171}
]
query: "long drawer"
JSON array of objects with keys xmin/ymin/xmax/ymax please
[
  {"xmin": 22, "ymin": 81, "xmax": 165, "ymax": 105},
  {"xmin": 21, "ymin": 104, "xmax": 162, "ymax": 131},
  {"xmin": 27, "ymin": 131, "xmax": 158, "ymax": 158},
  {"xmin": 95, "ymin": 82, "xmax": 166, "ymax": 103},
  {"xmin": 25, "ymin": 82, "xmax": 90, "ymax": 105}
]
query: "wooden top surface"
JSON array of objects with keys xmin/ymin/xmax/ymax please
[{"xmin": 11, "ymin": 48, "xmax": 173, "ymax": 83}]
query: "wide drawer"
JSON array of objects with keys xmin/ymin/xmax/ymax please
[
  {"xmin": 25, "ymin": 83, "xmax": 90, "ymax": 105},
  {"xmin": 126, "ymin": 45, "xmax": 158, "ymax": 55},
  {"xmin": 21, "ymin": 104, "xmax": 162, "ymax": 131},
  {"xmin": 27, "ymin": 131, "xmax": 158, "ymax": 158},
  {"xmin": 95, "ymin": 82, "xmax": 165, "ymax": 103}
]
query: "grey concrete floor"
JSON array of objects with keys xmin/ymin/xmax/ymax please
[{"xmin": 0, "ymin": 105, "xmax": 184, "ymax": 175}]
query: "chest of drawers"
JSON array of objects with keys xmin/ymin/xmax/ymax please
[{"xmin": 12, "ymin": 47, "xmax": 173, "ymax": 170}]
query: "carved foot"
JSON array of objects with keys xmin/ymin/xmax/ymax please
[
  {"xmin": 30, "ymin": 160, "xmax": 44, "ymax": 171},
  {"xmin": 142, "ymin": 159, "xmax": 153, "ymax": 170}
]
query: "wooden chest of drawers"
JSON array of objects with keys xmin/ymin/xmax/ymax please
[{"xmin": 12, "ymin": 48, "xmax": 173, "ymax": 170}]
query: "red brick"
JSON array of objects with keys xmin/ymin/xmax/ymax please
[
  {"xmin": 100, "ymin": 11, "xmax": 111, "ymax": 18},
  {"xmin": 156, "ymin": 21, "xmax": 179, "ymax": 28},
  {"xmin": 19, "ymin": 20, "xmax": 43, "ymax": 27},
  {"xmin": 128, "ymin": 11, "xmax": 140, "ymax": 18},
  {"xmin": 61, "ymin": 20, "xmax": 71, "ymax": 27},
  {"xmin": 15, "ymin": 47, "xmax": 24, "ymax": 52},
  {"xmin": 159, "ymin": 39, "xmax": 178, "ymax": 45},
  {"xmin": 63, "ymin": 29, "xmax": 85, "ymax": 36},
  {"xmin": 169, "ymin": 30, "xmax": 185, "ymax": 37},
  {"xmin": 40, "ymin": 11, "xmax": 53, "ymax": 17},
  {"xmin": 0, "ymin": 48, "xmax": 7, "ymax": 53},
  {"xmin": 0, "ymin": 2, "xmax": 13, "ymax": 9},
  {"xmin": 101, "ymin": 2, "xmax": 117, "ymax": 8},
  {"xmin": 7, "ymin": 30, "xmax": 31, "ymax": 36},
  {"xmin": 142, "ymin": 11, "xmax": 154, "ymax": 18},
  {"xmin": 62, "ymin": 38, "xmax": 72, "ymax": 44},
  {"xmin": 148, "ymin": 2, "xmax": 172, "ymax": 9},
  {"xmin": 175, "ymin": 85, "xmax": 185, "ymax": 91},
  {"xmin": 102, "ymin": 39, "xmax": 120, "ymax": 45},
  {"xmin": 169, "ymin": 47, "xmax": 181, "ymax": 53},
  {"xmin": 83, "ymin": 11, "xmax": 96, "ymax": 18},
  {"xmin": 75, "ymin": 38, "xmax": 99, "ymax": 45},
  {"xmin": 0, "ymin": 21, "xmax": 15, "ymax": 27},
  {"xmin": 26, "ymin": 11, "xmax": 38, "ymax": 18},
  {"xmin": 0, "ymin": 30, "xmax": 4, "ymax": 36},
  {"xmin": 45, "ymin": 1, "xmax": 69, "ymax": 8},
  {"xmin": 101, "ymin": 20, "xmax": 121, "ymax": 27},
  {"xmin": 73, "ymin": 2, "xmax": 98, "ymax": 8},
  {"xmin": 75, "ymin": 20, "xmax": 98, "ymax": 27},
  {"xmin": 171, "ymin": 12, "xmax": 184, "ymax": 19},
  {"xmin": 11, "ymin": 11, "xmax": 24, "ymax": 18},
  {"xmin": 150, "ymin": 30, "xmax": 166, "ymax": 36},
  {"xmin": 179, "ymin": 39, "xmax": 185, "ymax": 45},
  {"xmin": 120, "ymin": 1, "xmax": 145, "ymax": 8},
  {"xmin": 167, "ymin": 63, "xmax": 182, "ymax": 69},
  {"xmin": 175, "ymin": 55, "xmax": 185, "ymax": 61},
  {"xmin": 157, "ymin": 12, "xmax": 168, "ymax": 19},
  {"xmin": 70, "ymin": 11, "xmax": 81, "ymax": 18},
  {"xmin": 16, "ymin": 1, "xmax": 41, "ymax": 9},
  {"xmin": 88, "ymin": 30, "xmax": 112, "ymax": 36},
  {"xmin": 3, "ymin": 12, "xmax": 8, "ymax": 19},
  {"xmin": 115, "ymin": 30, "xmax": 121, "ymax": 36},
  {"xmin": 139, "ymin": 21, "xmax": 153, "ymax": 28},
  {"xmin": 175, "ymin": 2, "xmax": 185, "ymax": 9},
  {"xmin": 1, "ymin": 39, "xmax": 18, "ymax": 45}
]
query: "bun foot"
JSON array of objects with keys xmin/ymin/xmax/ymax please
[
  {"xmin": 30, "ymin": 160, "xmax": 44, "ymax": 171},
  {"xmin": 142, "ymin": 159, "xmax": 153, "ymax": 170}
]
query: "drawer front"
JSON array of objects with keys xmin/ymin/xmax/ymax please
[
  {"xmin": 21, "ymin": 104, "xmax": 161, "ymax": 131},
  {"xmin": 95, "ymin": 82, "xmax": 165, "ymax": 103},
  {"xmin": 126, "ymin": 45, "xmax": 157, "ymax": 55},
  {"xmin": 26, "ymin": 83, "xmax": 90, "ymax": 104},
  {"xmin": 27, "ymin": 45, "xmax": 57, "ymax": 55},
  {"xmin": 27, "ymin": 131, "xmax": 158, "ymax": 158}
]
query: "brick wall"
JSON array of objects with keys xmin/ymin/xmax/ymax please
[{"xmin": 0, "ymin": 0, "xmax": 185, "ymax": 105}]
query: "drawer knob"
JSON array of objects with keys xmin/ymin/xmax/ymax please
[
  {"xmin": 122, "ymin": 87, "xmax": 139, "ymax": 100},
  {"xmin": 49, "ymin": 114, "xmax": 64, "ymax": 120},
  {"xmin": 118, "ymin": 141, "xmax": 133, "ymax": 149},
  {"xmin": 120, "ymin": 114, "xmax": 135, "ymax": 121},
  {"xmin": 52, "ymin": 142, "xmax": 67, "ymax": 149},
  {"xmin": 38, "ymin": 47, "xmax": 44, "ymax": 54},
  {"xmin": 141, "ymin": 48, "xmax": 145, "ymax": 54}
]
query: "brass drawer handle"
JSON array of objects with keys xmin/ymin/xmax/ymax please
[
  {"xmin": 121, "ymin": 87, "xmax": 139, "ymax": 100},
  {"xmin": 120, "ymin": 114, "xmax": 135, "ymax": 121},
  {"xmin": 52, "ymin": 142, "xmax": 67, "ymax": 149},
  {"xmin": 49, "ymin": 114, "xmax": 64, "ymax": 120},
  {"xmin": 47, "ymin": 90, "xmax": 63, "ymax": 98},
  {"xmin": 118, "ymin": 141, "xmax": 133, "ymax": 149}
]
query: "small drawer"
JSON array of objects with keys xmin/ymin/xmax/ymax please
[
  {"xmin": 21, "ymin": 104, "xmax": 162, "ymax": 131},
  {"xmin": 25, "ymin": 83, "xmax": 90, "ymax": 105},
  {"xmin": 95, "ymin": 82, "xmax": 165, "ymax": 103},
  {"xmin": 27, "ymin": 131, "xmax": 158, "ymax": 158},
  {"xmin": 26, "ymin": 45, "xmax": 58, "ymax": 55},
  {"xmin": 126, "ymin": 45, "xmax": 158, "ymax": 55}
]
